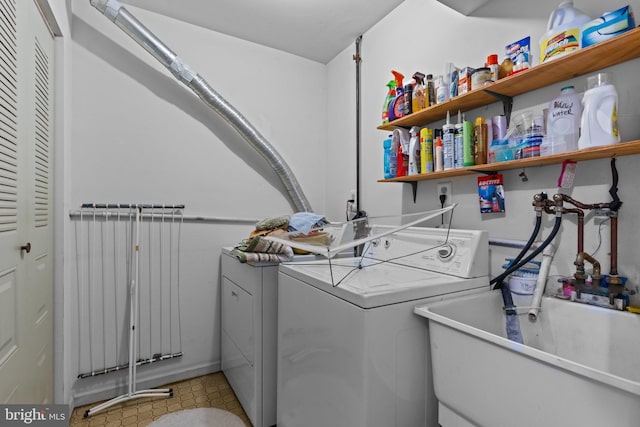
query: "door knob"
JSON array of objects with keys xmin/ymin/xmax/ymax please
[{"xmin": 21, "ymin": 242, "xmax": 31, "ymax": 254}]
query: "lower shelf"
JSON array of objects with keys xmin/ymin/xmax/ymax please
[{"xmin": 378, "ymin": 139, "xmax": 640, "ymax": 183}]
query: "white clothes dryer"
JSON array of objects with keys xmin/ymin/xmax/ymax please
[{"xmin": 276, "ymin": 226, "xmax": 490, "ymax": 427}]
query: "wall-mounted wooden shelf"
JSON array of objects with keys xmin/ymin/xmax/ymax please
[
  {"xmin": 377, "ymin": 26, "xmax": 640, "ymax": 131},
  {"xmin": 378, "ymin": 140, "xmax": 640, "ymax": 184}
]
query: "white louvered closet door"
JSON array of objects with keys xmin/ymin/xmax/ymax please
[{"xmin": 0, "ymin": 0, "xmax": 55, "ymax": 404}]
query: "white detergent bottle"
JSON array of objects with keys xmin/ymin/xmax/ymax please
[
  {"xmin": 578, "ymin": 73, "xmax": 620, "ymax": 150},
  {"xmin": 547, "ymin": 86, "xmax": 582, "ymax": 153},
  {"xmin": 539, "ymin": 1, "xmax": 591, "ymax": 63}
]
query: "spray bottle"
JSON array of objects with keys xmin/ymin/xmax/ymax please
[
  {"xmin": 442, "ymin": 111, "xmax": 455, "ymax": 170},
  {"xmin": 412, "ymin": 72, "xmax": 427, "ymax": 113},
  {"xmin": 382, "ymin": 80, "xmax": 396, "ymax": 124},
  {"xmin": 388, "ymin": 70, "xmax": 405, "ymax": 121},
  {"xmin": 408, "ymin": 126, "xmax": 421, "ymax": 175}
]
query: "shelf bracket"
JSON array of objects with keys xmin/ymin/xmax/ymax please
[
  {"xmin": 484, "ymin": 90, "xmax": 513, "ymax": 128},
  {"xmin": 410, "ymin": 182, "xmax": 418, "ymax": 203}
]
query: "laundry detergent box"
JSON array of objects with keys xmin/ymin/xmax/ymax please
[
  {"xmin": 582, "ymin": 6, "xmax": 635, "ymax": 48},
  {"xmin": 458, "ymin": 67, "xmax": 474, "ymax": 95},
  {"xmin": 506, "ymin": 36, "xmax": 531, "ymax": 73}
]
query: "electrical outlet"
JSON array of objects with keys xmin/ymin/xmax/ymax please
[{"xmin": 437, "ymin": 182, "xmax": 452, "ymax": 206}]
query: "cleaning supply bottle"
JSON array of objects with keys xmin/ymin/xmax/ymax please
[
  {"xmin": 383, "ymin": 136, "xmax": 395, "ymax": 179},
  {"xmin": 435, "ymin": 75, "xmax": 448, "ymax": 104},
  {"xmin": 442, "ymin": 111, "xmax": 455, "ymax": 170},
  {"xmin": 426, "ymin": 74, "xmax": 435, "ymax": 106},
  {"xmin": 539, "ymin": 1, "xmax": 591, "ymax": 63},
  {"xmin": 486, "ymin": 54, "xmax": 499, "ymax": 81},
  {"xmin": 381, "ymin": 80, "xmax": 396, "ymax": 124},
  {"xmin": 403, "ymin": 82, "xmax": 414, "ymax": 116},
  {"xmin": 412, "ymin": 72, "xmax": 426, "ymax": 113},
  {"xmin": 454, "ymin": 111, "xmax": 464, "ymax": 169},
  {"xmin": 408, "ymin": 126, "xmax": 421, "ymax": 175},
  {"xmin": 463, "ymin": 120, "xmax": 474, "ymax": 167},
  {"xmin": 434, "ymin": 136, "xmax": 444, "ymax": 172},
  {"xmin": 473, "ymin": 117, "xmax": 488, "ymax": 165},
  {"xmin": 395, "ymin": 139, "xmax": 406, "ymax": 177},
  {"xmin": 547, "ymin": 86, "xmax": 582, "ymax": 152},
  {"xmin": 578, "ymin": 72, "xmax": 620, "ymax": 149},
  {"xmin": 388, "ymin": 70, "xmax": 405, "ymax": 121},
  {"xmin": 420, "ymin": 127, "xmax": 434, "ymax": 173}
]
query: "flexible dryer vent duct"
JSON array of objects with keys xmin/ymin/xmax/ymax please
[{"xmin": 89, "ymin": 0, "xmax": 312, "ymax": 213}]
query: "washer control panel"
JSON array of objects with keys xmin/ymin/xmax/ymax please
[{"xmin": 368, "ymin": 227, "xmax": 488, "ymax": 278}]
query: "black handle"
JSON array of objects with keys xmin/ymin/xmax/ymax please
[{"xmin": 21, "ymin": 242, "xmax": 31, "ymax": 254}]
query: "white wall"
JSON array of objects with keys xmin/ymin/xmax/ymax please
[
  {"xmin": 62, "ymin": 1, "xmax": 327, "ymax": 406},
  {"xmin": 327, "ymin": 0, "xmax": 640, "ymax": 301}
]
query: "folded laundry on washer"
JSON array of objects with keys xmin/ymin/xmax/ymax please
[
  {"xmin": 231, "ymin": 235, "xmax": 294, "ymax": 263},
  {"xmin": 288, "ymin": 212, "xmax": 328, "ymax": 234}
]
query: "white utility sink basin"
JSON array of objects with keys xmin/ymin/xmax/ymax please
[{"xmin": 414, "ymin": 291, "xmax": 640, "ymax": 427}]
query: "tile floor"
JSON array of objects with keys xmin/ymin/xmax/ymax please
[{"xmin": 70, "ymin": 372, "xmax": 252, "ymax": 426}]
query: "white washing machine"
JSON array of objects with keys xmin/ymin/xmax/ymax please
[{"xmin": 276, "ymin": 226, "xmax": 490, "ymax": 427}]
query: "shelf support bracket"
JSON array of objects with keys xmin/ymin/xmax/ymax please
[
  {"xmin": 484, "ymin": 90, "xmax": 513, "ymax": 128},
  {"xmin": 410, "ymin": 182, "xmax": 418, "ymax": 203}
]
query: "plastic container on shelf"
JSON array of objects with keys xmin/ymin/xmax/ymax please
[
  {"xmin": 578, "ymin": 72, "xmax": 620, "ymax": 149},
  {"xmin": 547, "ymin": 86, "xmax": 582, "ymax": 153},
  {"xmin": 408, "ymin": 126, "xmax": 421, "ymax": 175},
  {"xmin": 539, "ymin": 1, "xmax": 591, "ymax": 63},
  {"xmin": 488, "ymin": 139, "xmax": 513, "ymax": 163},
  {"xmin": 471, "ymin": 67, "xmax": 491, "ymax": 90},
  {"xmin": 486, "ymin": 54, "xmax": 500, "ymax": 81},
  {"xmin": 383, "ymin": 136, "xmax": 395, "ymax": 179}
]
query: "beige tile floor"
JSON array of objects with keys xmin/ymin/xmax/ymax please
[{"xmin": 70, "ymin": 372, "xmax": 252, "ymax": 426}]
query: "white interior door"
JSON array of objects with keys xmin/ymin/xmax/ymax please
[{"xmin": 0, "ymin": 0, "xmax": 55, "ymax": 404}]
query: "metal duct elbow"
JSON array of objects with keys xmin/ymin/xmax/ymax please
[{"xmin": 89, "ymin": 0, "xmax": 312, "ymax": 213}]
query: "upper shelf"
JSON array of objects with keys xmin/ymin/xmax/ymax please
[
  {"xmin": 378, "ymin": 140, "xmax": 640, "ymax": 183},
  {"xmin": 377, "ymin": 26, "xmax": 640, "ymax": 131}
]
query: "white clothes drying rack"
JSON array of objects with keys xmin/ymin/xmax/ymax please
[{"xmin": 74, "ymin": 203, "xmax": 184, "ymax": 418}]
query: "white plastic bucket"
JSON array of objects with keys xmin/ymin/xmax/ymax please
[{"xmin": 509, "ymin": 275, "xmax": 538, "ymax": 295}]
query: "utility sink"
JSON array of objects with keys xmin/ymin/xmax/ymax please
[{"xmin": 414, "ymin": 291, "xmax": 640, "ymax": 427}]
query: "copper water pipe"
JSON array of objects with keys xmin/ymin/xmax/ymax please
[
  {"xmin": 543, "ymin": 202, "xmax": 584, "ymax": 254},
  {"xmin": 559, "ymin": 194, "xmax": 610, "ymax": 211},
  {"xmin": 566, "ymin": 208, "xmax": 584, "ymax": 255},
  {"xmin": 560, "ymin": 194, "xmax": 621, "ymax": 286},
  {"xmin": 607, "ymin": 212, "xmax": 622, "ymax": 285},
  {"xmin": 574, "ymin": 251, "xmax": 602, "ymax": 284}
]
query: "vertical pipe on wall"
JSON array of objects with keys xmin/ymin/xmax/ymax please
[{"xmin": 353, "ymin": 35, "xmax": 363, "ymax": 214}]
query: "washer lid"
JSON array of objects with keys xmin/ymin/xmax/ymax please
[{"xmin": 280, "ymin": 259, "xmax": 489, "ymax": 308}]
